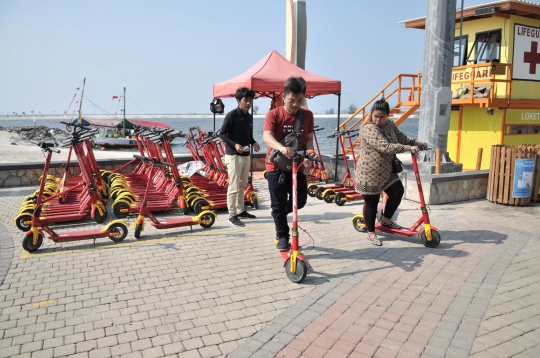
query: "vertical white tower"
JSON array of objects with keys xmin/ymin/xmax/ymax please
[{"xmin": 286, "ymin": 0, "xmax": 307, "ymax": 69}]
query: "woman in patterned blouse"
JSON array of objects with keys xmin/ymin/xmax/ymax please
[{"xmin": 354, "ymin": 99, "xmax": 426, "ymax": 246}]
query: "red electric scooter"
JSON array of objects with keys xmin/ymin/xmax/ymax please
[
  {"xmin": 351, "ymin": 147, "xmax": 440, "ymax": 248},
  {"xmin": 275, "ymin": 151, "xmax": 319, "ymax": 283},
  {"xmin": 132, "ymin": 155, "xmax": 217, "ymax": 239},
  {"xmin": 22, "ymin": 142, "xmax": 129, "ymax": 252}
]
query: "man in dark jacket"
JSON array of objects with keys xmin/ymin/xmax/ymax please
[{"xmin": 219, "ymin": 87, "xmax": 260, "ymax": 227}]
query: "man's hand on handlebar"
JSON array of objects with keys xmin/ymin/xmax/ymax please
[
  {"xmin": 305, "ymin": 149, "xmax": 318, "ymax": 162},
  {"xmin": 280, "ymin": 146, "xmax": 295, "ymax": 159}
]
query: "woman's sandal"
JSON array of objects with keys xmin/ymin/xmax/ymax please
[
  {"xmin": 381, "ymin": 220, "xmax": 402, "ymax": 229},
  {"xmin": 367, "ymin": 234, "xmax": 382, "ymax": 246}
]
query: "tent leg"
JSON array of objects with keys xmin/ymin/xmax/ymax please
[
  {"xmin": 334, "ymin": 93, "xmax": 341, "ymax": 182},
  {"xmin": 213, "ymin": 113, "xmax": 216, "ymax": 132}
]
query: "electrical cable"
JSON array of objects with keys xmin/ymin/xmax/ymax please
[
  {"xmin": 297, "ymin": 224, "xmax": 315, "ymax": 252},
  {"xmin": 126, "ymin": 91, "xmax": 150, "ymax": 115}
]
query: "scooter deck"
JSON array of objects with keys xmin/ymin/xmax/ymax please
[
  {"xmin": 49, "ymin": 229, "xmax": 108, "ymax": 243},
  {"xmin": 374, "ymin": 223, "xmax": 417, "ymax": 238},
  {"xmin": 150, "ymin": 218, "xmax": 195, "ymax": 229}
]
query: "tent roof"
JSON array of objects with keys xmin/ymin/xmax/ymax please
[{"xmin": 213, "ymin": 50, "xmax": 341, "ymax": 98}]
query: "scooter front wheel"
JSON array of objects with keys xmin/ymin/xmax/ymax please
[
  {"xmin": 108, "ymin": 223, "xmax": 128, "ymax": 242},
  {"xmin": 250, "ymin": 193, "xmax": 259, "ymax": 209},
  {"xmin": 22, "ymin": 233, "xmax": 43, "ymax": 252},
  {"xmin": 421, "ymin": 229, "xmax": 441, "ymax": 248},
  {"xmin": 285, "ymin": 258, "xmax": 307, "ymax": 283},
  {"xmin": 134, "ymin": 223, "xmax": 143, "ymax": 239},
  {"xmin": 94, "ymin": 207, "xmax": 108, "ymax": 224},
  {"xmin": 352, "ymin": 217, "xmax": 368, "ymax": 233}
]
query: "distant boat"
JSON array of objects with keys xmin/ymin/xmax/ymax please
[
  {"xmin": 71, "ymin": 87, "xmax": 172, "ymax": 149},
  {"xmin": 72, "ymin": 117, "xmax": 172, "ymax": 149}
]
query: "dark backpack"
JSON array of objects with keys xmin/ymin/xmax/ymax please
[
  {"xmin": 210, "ymin": 98, "xmax": 225, "ymax": 114},
  {"xmin": 268, "ymin": 109, "xmax": 304, "ymax": 172}
]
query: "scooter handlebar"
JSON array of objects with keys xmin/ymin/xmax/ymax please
[
  {"xmin": 169, "ymin": 130, "xmax": 183, "ymax": 138},
  {"xmin": 133, "ymin": 154, "xmax": 174, "ymax": 167},
  {"xmin": 411, "ymin": 145, "xmax": 430, "ymax": 154},
  {"xmin": 327, "ymin": 128, "xmax": 358, "ymax": 138},
  {"xmin": 30, "ymin": 140, "xmax": 61, "ymax": 153}
]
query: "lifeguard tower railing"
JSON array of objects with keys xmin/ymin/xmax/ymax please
[
  {"xmin": 332, "ymin": 62, "xmax": 513, "ymax": 162},
  {"xmin": 338, "ymin": 62, "xmax": 514, "ymax": 134},
  {"xmin": 451, "ymin": 62, "xmax": 513, "ymax": 109}
]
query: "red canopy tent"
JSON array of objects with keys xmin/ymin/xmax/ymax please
[
  {"xmin": 212, "ymin": 50, "xmax": 343, "ymax": 180},
  {"xmin": 213, "ymin": 50, "xmax": 341, "ymax": 99}
]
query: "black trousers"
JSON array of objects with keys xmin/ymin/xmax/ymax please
[
  {"xmin": 266, "ymin": 170, "xmax": 308, "ymax": 240},
  {"xmin": 362, "ymin": 180, "xmax": 404, "ymax": 232}
]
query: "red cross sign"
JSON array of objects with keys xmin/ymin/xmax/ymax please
[
  {"xmin": 523, "ymin": 41, "xmax": 540, "ymax": 75},
  {"xmin": 513, "ymin": 24, "xmax": 540, "ymax": 80}
]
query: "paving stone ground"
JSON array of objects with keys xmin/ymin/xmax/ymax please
[{"xmin": 0, "ymin": 175, "xmax": 539, "ymax": 358}]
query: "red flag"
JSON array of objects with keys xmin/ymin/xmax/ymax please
[{"xmin": 112, "ymin": 96, "xmax": 119, "ymax": 100}]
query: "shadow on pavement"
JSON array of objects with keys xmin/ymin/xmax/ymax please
[{"xmin": 302, "ymin": 229, "xmax": 509, "ymax": 284}]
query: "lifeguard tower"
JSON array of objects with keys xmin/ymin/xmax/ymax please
[{"xmin": 401, "ymin": 0, "xmax": 540, "ymax": 170}]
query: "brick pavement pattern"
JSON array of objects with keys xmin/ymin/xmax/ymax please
[{"xmin": 0, "ymin": 178, "xmax": 539, "ymax": 358}]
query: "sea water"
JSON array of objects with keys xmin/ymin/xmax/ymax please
[{"xmin": 0, "ymin": 116, "xmax": 419, "ymax": 155}]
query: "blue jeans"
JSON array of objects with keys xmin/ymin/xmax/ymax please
[{"xmin": 266, "ymin": 170, "xmax": 308, "ymax": 240}]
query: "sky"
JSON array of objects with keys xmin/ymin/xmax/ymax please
[{"xmin": 0, "ymin": 0, "xmax": 492, "ymax": 116}]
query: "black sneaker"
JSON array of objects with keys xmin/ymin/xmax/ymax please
[
  {"xmin": 276, "ymin": 237, "xmax": 290, "ymax": 251},
  {"xmin": 228, "ymin": 216, "xmax": 245, "ymax": 227},
  {"xmin": 237, "ymin": 210, "xmax": 256, "ymax": 219}
]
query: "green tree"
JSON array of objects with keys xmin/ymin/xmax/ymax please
[
  {"xmin": 346, "ymin": 103, "xmax": 358, "ymax": 114},
  {"xmin": 325, "ymin": 108, "xmax": 335, "ymax": 114}
]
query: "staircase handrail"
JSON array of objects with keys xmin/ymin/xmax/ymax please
[{"xmin": 337, "ymin": 72, "xmax": 421, "ymax": 132}]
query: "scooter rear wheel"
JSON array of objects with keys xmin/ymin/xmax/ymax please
[
  {"xmin": 315, "ymin": 187, "xmax": 325, "ymax": 200},
  {"xmin": 307, "ymin": 185, "xmax": 318, "ymax": 197},
  {"xmin": 323, "ymin": 190, "xmax": 335, "ymax": 203},
  {"xmin": 108, "ymin": 223, "xmax": 128, "ymax": 242},
  {"xmin": 199, "ymin": 212, "xmax": 216, "ymax": 228},
  {"xmin": 285, "ymin": 258, "xmax": 307, "ymax": 283},
  {"xmin": 22, "ymin": 233, "xmax": 43, "ymax": 252},
  {"xmin": 421, "ymin": 229, "xmax": 441, "ymax": 248},
  {"xmin": 335, "ymin": 192, "xmax": 347, "ymax": 206},
  {"xmin": 352, "ymin": 217, "xmax": 368, "ymax": 233},
  {"xmin": 193, "ymin": 199, "xmax": 209, "ymax": 215},
  {"xmin": 113, "ymin": 202, "xmax": 130, "ymax": 219},
  {"xmin": 15, "ymin": 214, "xmax": 32, "ymax": 232}
]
